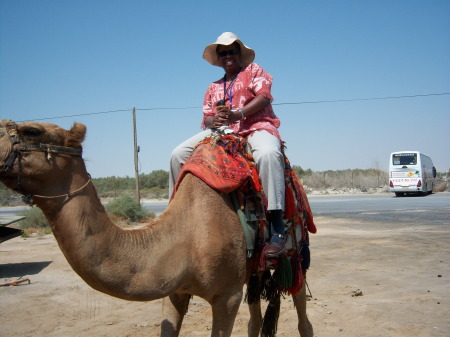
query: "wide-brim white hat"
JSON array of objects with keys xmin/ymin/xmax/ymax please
[{"xmin": 203, "ymin": 32, "xmax": 255, "ymax": 67}]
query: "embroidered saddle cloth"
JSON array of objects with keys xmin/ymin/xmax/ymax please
[{"xmin": 174, "ymin": 132, "xmax": 257, "ymax": 194}]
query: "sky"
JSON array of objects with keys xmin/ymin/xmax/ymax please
[{"xmin": 1, "ymin": 0, "xmax": 449, "ymax": 178}]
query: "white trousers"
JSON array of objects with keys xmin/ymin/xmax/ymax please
[{"xmin": 169, "ymin": 129, "xmax": 285, "ymax": 211}]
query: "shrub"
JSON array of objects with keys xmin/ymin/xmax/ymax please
[
  {"xmin": 105, "ymin": 195, "xmax": 151, "ymax": 222},
  {"xmin": 144, "ymin": 170, "xmax": 169, "ymax": 189},
  {"xmin": 434, "ymin": 180, "xmax": 448, "ymax": 192},
  {"xmin": 17, "ymin": 206, "xmax": 48, "ymax": 229},
  {"xmin": 141, "ymin": 187, "xmax": 169, "ymax": 199},
  {"xmin": 301, "ymin": 169, "xmax": 388, "ymax": 191},
  {"xmin": 21, "ymin": 227, "xmax": 52, "ymax": 237}
]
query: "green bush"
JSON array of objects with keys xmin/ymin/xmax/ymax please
[
  {"xmin": 17, "ymin": 206, "xmax": 49, "ymax": 229},
  {"xmin": 141, "ymin": 187, "xmax": 169, "ymax": 199},
  {"xmin": 144, "ymin": 170, "xmax": 169, "ymax": 189},
  {"xmin": 105, "ymin": 195, "xmax": 151, "ymax": 222}
]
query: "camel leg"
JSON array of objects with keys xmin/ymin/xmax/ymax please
[
  {"xmin": 160, "ymin": 293, "xmax": 191, "ymax": 337},
  {"xmin": 209, "ymin": 290, "xmax": 243, "ymax": 337},
  {"xmin": 293, "ymin": 284, "xmax": 314, "ymax": 337},
  {"xmin": 247, "ymin": 300, "xmax": 263, "ymax": 337}
]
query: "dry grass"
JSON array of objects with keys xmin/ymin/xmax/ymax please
[{"xmin": 300, "ymin": 169, "xmax": 388, "ymax": 192}]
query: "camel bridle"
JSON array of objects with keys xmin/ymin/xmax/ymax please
[{"xmin": 1, "ymin": 124, "xmax": 90, "ymax": 205}]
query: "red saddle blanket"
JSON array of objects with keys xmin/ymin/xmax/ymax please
[
  {"xmin": 174, "ymin": 133, "xmax": 259, "ymax": 194},
  {"xmin": 173, "ymin": 132, "xmax": 316, "ymax": 234}
]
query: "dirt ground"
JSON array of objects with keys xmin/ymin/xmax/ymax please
[{"xmin": 1, "ymin": 215, "xmax": 449, "ymax": 337}]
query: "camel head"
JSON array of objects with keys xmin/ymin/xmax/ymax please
[{"xmin": 0, "ymin": 119, "xmax": 87, "ymax": 203}]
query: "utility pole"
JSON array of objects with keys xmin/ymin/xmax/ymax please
[{"xmin": 132, "ymin": 107, "xmax": 140, "ymax": 203}]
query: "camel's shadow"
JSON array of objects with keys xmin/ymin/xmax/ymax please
[{"xmin": 0, "ymin": 261, "xmax": 52, "ymax": 278}]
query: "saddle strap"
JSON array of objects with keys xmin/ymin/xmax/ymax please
[{"xmin": 230, "ymin": 191, "xmax": 255, "ymax": 258}]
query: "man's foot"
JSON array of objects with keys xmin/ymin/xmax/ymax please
[{"xmin": 265, "ymin": 234, "xmax": 286, "ymax": 257}]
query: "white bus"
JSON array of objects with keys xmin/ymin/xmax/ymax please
[{"xmin": 389, "ymin": 151, "xmax": 436, "ymax": 197}]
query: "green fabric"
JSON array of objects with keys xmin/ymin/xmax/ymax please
[{"xmin": 230, "ymin": 191, "xmax": 255, "ymax": 255}]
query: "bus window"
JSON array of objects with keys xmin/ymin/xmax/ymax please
[{"xmin": 393, "ymin": 153, "xmax": 417, "ymax": 166}]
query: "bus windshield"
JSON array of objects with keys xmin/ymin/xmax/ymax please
[{"xmin": 392, "ymin": 153, "xmax": 417, "ymax": 166}]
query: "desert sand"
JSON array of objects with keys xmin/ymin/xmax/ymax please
[{"xmin": 1, "ymin": 215, "xmax": 449, "ymax": 337}]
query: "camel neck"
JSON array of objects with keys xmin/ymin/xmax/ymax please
[{"xmin": 42, "ymin": 182, "xmax": 186, "ymax": 301}]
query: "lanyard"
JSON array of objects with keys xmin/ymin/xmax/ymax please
[{"xmin": 222, "ymin": 70, "xmax": 240, "ymax": 108}]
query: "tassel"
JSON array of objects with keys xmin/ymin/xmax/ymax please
[
  {"xmin": 261, "ymin": 293, "xmax": 281, "ymax": 337},
  {"xmin": 298, "ymin": 186, "xmax": 317, "ymax": 234},
  {"xmin": 291, "ymin": 171, "xmax": 317, "ymax": 234},
  {"xmin": 274, "ymin": 255, "xmax": 293, "ymax": 292},
  {"xmin": 287, "ymin": 254, "xmax": 304, "ymax": 296},
  {"xmin": 259, "ymin": 245, "xmax": 269, "ymax": 270},
  {"xmin": 260, "ymin": 269, "xmax": 277, "ymax": 302},
  {"xmin": 284, "ymin": 184, "xmax": 296, "ymax": 219},
  {"xmin": 306, "ymin": 211, "xmax": 317, "ymax": 234},
  {"xmin": 301, "ymin": 239, "xmax": 310, "ymax": 270},
  {"xmin": 244, "ymin": 273, "xmax": 261, "ymax": 304},
  {"xmin": 250, "ymin": 166, "xmax": 262, "ymax": 192}
]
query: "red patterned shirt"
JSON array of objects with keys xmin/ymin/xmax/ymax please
[{"xmin": 201, "ymin": 63, "xmax": 281, "ymax": 139}]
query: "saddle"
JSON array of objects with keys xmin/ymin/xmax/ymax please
[{"xmin": 172, "ymin": 130, "xmax": 316, "ymax": 298}]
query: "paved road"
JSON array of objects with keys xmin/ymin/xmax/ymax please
[
  {"xmin": 316, "ymin": 192, "xmax": 450, "ymax": 225},
  {"xmin": 309, "ymin": 192, "xmax": 450, "ymax": 224},
  {"xmin": 144, "ymin": 193, "xmax": 450, "ymax": 226},
  {"xmin": 0, "ymin": 206, "xmax": 28, "ymax": 218},
  {"xmin": 2, "ymin": 192, "xmax": 449, "ymax": 225}
]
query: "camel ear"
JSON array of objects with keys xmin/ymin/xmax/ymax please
[{"xmin": 66, "ymin": 122, "xmax": 86, "ymax": 147}]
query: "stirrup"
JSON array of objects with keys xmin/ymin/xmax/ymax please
[{"xmin": 265, "ymin": 234, "xmax": 286, "ymax": 257}]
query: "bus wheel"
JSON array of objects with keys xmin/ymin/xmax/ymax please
[
  {"xmin": 421, "ymin": 184, "xmax": 428, "ymax": 196},
  {"xmin": 395, "ymin": 192, "xmax": 404, "ymax": 197}
]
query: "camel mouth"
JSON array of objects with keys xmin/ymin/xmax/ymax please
[{"xmin": 0, "ymin": 119, "xmax": 19, "ymax": 173}]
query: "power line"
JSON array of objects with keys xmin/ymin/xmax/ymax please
[
  {"xmin": 272, "ymin": 92, "xmax": 450, "ymax": 106},
  {"xmin": 18, "ymin": 109, "xmax": 132, "ymax": 122},
  {"xmin": 15, "ymin": 92, "xmax": 450, "ymax": 122},
  {"xmin": 137, "ymin": 106, "xmax": 200, "ymax": 111}
]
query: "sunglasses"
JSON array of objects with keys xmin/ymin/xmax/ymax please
[{"xmin": 217, "ymin": 49, "xmax": 239, "ymax": 57}]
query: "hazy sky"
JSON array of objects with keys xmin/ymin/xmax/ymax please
[{"xmin": 1, "ymin": 0, "xmax": 449, "ymax": 178}]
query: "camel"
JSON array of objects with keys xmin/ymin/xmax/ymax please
[{"xmin": 0, "ymin": 119, "xmax": 313, "ymax": 337}]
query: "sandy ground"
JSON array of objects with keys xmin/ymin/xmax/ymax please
[{"xmin": 1, "ymin": 215, "xmax": 449, "ymax": 337}]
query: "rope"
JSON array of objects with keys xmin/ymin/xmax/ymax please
[{"xmin": 24, "ymin": 177, "xmax": 91, "ymax": 205}]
